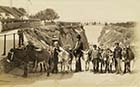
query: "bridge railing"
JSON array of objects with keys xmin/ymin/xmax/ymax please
[{"xmin": 0, "ymin": 33, "xmax": 17, "ymax": 56}]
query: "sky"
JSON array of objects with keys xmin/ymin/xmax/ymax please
[{"xmin": 0, "ymin": 0, "xmax": 139, "ymax": 22}]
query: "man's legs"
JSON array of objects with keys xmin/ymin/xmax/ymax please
[
  {"xmin": 75, "ymin": 55, "xmax": 82, "ymax": 72},
  {"xmin": 127, "ymin": 61, "xmax": 131, "ymax": 73},
  {"xmin": 96, "ymin": 58, "xmax": 99, "ymax": 72},
  {"xmin": 53, "ymin": 62, "xmax": 58, "ymax": 73},
  {"xmin": 21, "ymin": 36, "xmax": 24, "ymax": 45},
  {"xmin": 94, "ymin": 59, "xmax": 98, "ymax": 73},
  {"xmin": 75, "ymin": 57, "xmax": 79, "ymax": 72},
  {"xmin": 116, "ymin": 58, "xmax": 122, "ymax": 74},
  {"xmin": 19, "ymin": 37, "xmax": 21, "ymax": 47},
  {"xmin": 105, "ymin": 60, "xmax": 108, "ymax": 73},
  {"xmin": 115, "ymin": 59, "xmax": 117, "ymax": 72},
  {"xmin": 55, "ymin": 63, "xmax": 58, "ymax": 73},
  {"xmin": 124, "ymin": 62, "xmax": 127, "ymax": 73},
  {"xmin": 78, "ymin": 57, "xmax": 82, "ymax": 71},
  {"xmin": 124, "ymin": 61, "xmax": 130, "ymax": 73},
  {"xmin": 92, "ymin": 59, "xmax": 95, "ymax": 72}
]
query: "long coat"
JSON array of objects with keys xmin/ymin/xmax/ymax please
[
  {"xmin": 126, "ymin": 47, "xmax": 135, "ymax": 60},
  {"xmin": 74, "ymin": 40, "xmax": 83, "ymax": 57},
  {"xmin": 73, "ymin": 40, "xmax": 83, "ymax": 72},
  {"xmin": 53, "ymin": 47, "xmax": 61, "ymax": 63}
]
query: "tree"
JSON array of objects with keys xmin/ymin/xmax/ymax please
[{"xmin": 34, "ymin": 8, "xmax": 60, "ymax": 22}]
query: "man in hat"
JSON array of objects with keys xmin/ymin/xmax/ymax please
[
  {"xmin": 52, "ymin": 41, "xmax": 61, "ymax": 73},
  {"xmin": 113, "ymin": 42, "xmax": 122, "ymax": 74},
  {"xmin": 73, "ymin": 35, "xmax": 83, "ymax": 72}
]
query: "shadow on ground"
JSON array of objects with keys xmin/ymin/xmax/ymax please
[{"xmin": 0, "ymin": 69, "xmax": 74, "ymax": 85}]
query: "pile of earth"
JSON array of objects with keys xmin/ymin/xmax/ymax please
[
  {"xmin": 23, "ymin": 23, "xmax": 89, "ymax": 50},
  {"xmin": 1, "ymin": 22, "xmax": 89, "ymax": 73},
  {"xmin": 98, "ymin": 22, "xmax": 136, "ymax": 48}
]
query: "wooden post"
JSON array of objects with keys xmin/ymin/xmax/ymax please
[
  {"xmin": 13, "ymin": 33, "xmax": 15, "ymax": 49},
  {"xmin": 3, "ymin": 34, "xmax": 6, "ymax": 55}
]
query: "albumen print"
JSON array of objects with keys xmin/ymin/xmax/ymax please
[{"xmin": 0, "ymin": 0, "xmax": 140, "ymax": 87}]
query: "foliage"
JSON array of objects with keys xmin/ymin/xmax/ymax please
[{"xmin": 33, "ymin": 8, "xmax": 60, "ymax": 22}]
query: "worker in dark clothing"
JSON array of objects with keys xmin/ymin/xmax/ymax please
[
  {"xmin": 73, "ymin": 35, "xmax": 83, "ymax": 72},
  {"xmin": 91, "ymin": 45, "xmax": 100, "ymax": 73},
  {"xmin": 17, "ymin": 29, "xmax": 24, "ymax": 47},
  {"xmin": 113, "ymin": 42, "xmax": 122, "ymax": 74},
  {"xmin": 52, "ymin": 41, "xmax": 61, "ymax": 73},
  {"xmin": 124, "ymin": 46, "xmax": 135, "ymax": 73}
]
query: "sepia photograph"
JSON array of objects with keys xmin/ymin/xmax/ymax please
[{"xmin": 0, "ymin": 0, "xmax": 140, "ymax": 87}]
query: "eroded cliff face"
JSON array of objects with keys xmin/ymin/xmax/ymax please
[
  {"xmin": 23, "ymin": 23, "xmax": 89, "ymax": 50},
  {"xmin": 98, "ymin": 24, "xmax": 135, "ymax": 48}
]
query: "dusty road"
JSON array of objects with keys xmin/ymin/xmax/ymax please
[{"xmin": 0, "ymin": 57, "xmax": 139, "ymax": 87}]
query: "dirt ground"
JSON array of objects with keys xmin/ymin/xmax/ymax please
[{"xmin": 0, "ymin": 57, "xmax": 139, "ymax": 87}]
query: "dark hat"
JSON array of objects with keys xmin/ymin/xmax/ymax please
[
  {"xmin": 76, "ymin": 34, "xmax": 81, "ymax": 39},
  {"xmin": 93, "ymin": 44, "xmax": 97, "ymax": 48},
  {"xmin": 10, "ymin": 48, "xmax": 14, "ymax": 52},
  {"xmin": 115, "ymin": 42, "xmax": 119, "ymax": 45}
]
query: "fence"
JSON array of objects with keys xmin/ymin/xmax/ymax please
[
  {"xmin": 0, "ymin": 19, "xmax": 41, "ymax": 55},
  {"xmin": 1, "ymin": 19, "xmax": 41, "ymax": 32},
  {"xmin": 0, "ymin": 33, "xmax": 17, "ymax": 56}
]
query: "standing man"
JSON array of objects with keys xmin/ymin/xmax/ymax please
[
  {"xmin": 17, "ymin": 29, "xmax": 24, "ymax": 47},
  {"xmin": 73, "ymin": 35, "xmax": 83, "ymax": 72},
  {"xmin": 52, "ymin": 41, "xmax": 61, "ymax": 73},
  {"xmin": 124, "ymin": 45, "xmax": 135, "ymax": 73},
  {"xmin": 91, "ymin": 45, "xmax": 100, "ymax": 73},
  {"xmin": 114, "ymin": 42, "xmax": 122, "ymax": 74}
]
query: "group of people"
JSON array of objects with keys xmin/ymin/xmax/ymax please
[
  {"xmin": 88, "ymin": 43, "xmax": 134, "ymax": 74},
  {"xmin": 72, "ymin": 35, "xmax": 135, "ymax": 74},
  {"xmin": 13, "ymin": 30, "xmax": 135, "ymax": 77},
  {"xmin": 51, "ymin": 34, "xmax": 135, "ymax": 74}
]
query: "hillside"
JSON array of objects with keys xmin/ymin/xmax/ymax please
[
  {"xmin": 23, "ymin": 23, "xmax": 89, "ymax": 50},
  {"xmin": 98, "ymin": 23, "xmax": 136, "ymax": 48}
]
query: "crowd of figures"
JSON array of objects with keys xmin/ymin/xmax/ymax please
[
  {"xmin": 6, "ymin": 34, "xmax": 135, "ymax": 78},
  {"xmin": 83, "ymin": 43, "xmax": 135, "ymax": 74}
]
